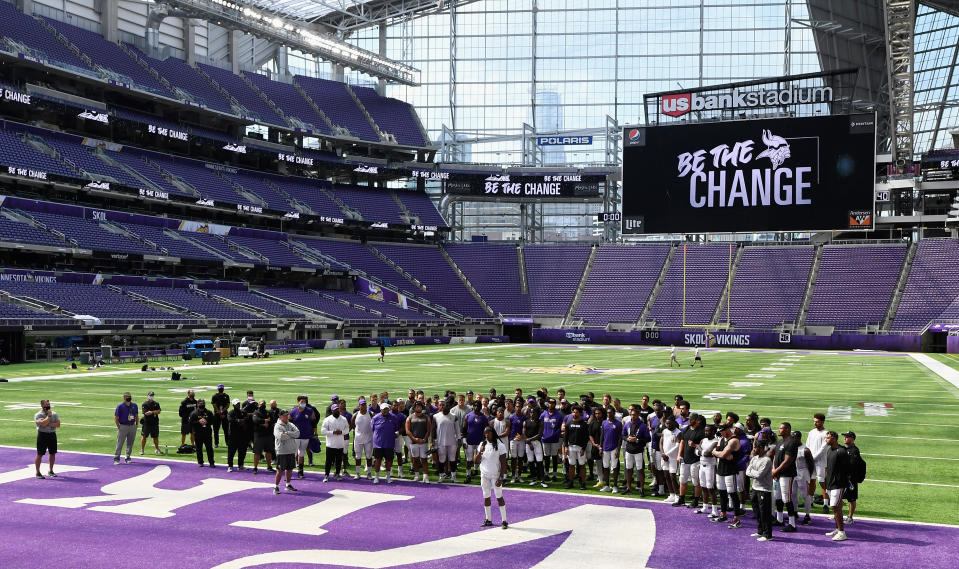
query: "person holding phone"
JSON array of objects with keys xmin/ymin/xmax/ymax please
[
  {"xmin": 34, "ymin": 399, "xmax": 60, "ymax": 479},
  {"xmin": 475, "ymin": 427, "xmax": 508, "ymax": 529}
]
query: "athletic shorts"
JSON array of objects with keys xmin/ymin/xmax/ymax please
[
  {"xmin": 510, "ymin": 439, "xmax": 526, "ymax": 458},
  {"xmin": 736, "ymin": 471, "xmax": 745, "ymax": 492},
  {"xmin": 526, "ymin": 440, "xmax": 544, "ymax": 462},
  {"xmin": 588, "ymin": 441, "xmax": 601, "ymax": 460},
  {"xmin": 699, "ymin": 462, "xmax": 716, "ymax": 489},
  {"xmin": 718, "ymin": 474, "xmax": 737, "ymax": 494},
  {"xmin": 410, "ymin": 443, "xmax": 428, "ymax": 459},
  {"xmin": 662, "ymin": 454, "xmax": 678, "ymax": 474},
  {"xmin": 567, "ymin": 445, "xmax": 587, "ymax": 466},
  {"xmin": 141, "ymin": 423, "xmax": 159, "ymax": 439},
  {"xmin": 253, "ymin": 435, "xmax": 274, "ymax": 455},
  {"xmin": 651, "ymin": 450, "xmax": 662, "ymax": 470},
  {"xmin": 680, "ymin": 461, "xmax": 700, "ymax": 485},
  {"xmin": 827, "ymin": 487, "xmax": 844, "ymax": 508},
  {"xmin": 394, "ymin": 434, "xmax": 405, "ymax": 454},
  {"xmin": 373, "ymin": 447, "xmax": 393, "ymax": 460},
  {"xmin": 437, "ymin": 443, "xmax": 457, "ymax": 462},
  {"xmin": 180, "ymin": 421, "xmax": 191, "ymax": 435},
  {"xmin": 295, "ymin": 438, "xmax": 310, "ymax": 458},
  {"xmin": 354, "ymin": 441, "xmax": 373, "ymax": 460},
  {"xmin": 481, "ymin": 475, "xmax": 504, "ymax": 499},
  {"xmin": 778, "ymin": 476, "xmax": 795, "ymax": 502},
  {"xmin": 466, "ymin": 444, "xmax": 480, "ymax": 462},
  {"xmin": 815, "ymin": 459, "xmax": 826, "ymax": 483},
  {"xmin": 844, "ymin": 482, "xmax": 858, "ymax": 502},
  {"xmin": 36, "ymin": 432, "xmax": 57, "ymax": 456},
  {"xmin": 276, "ymin": 453, "xmax": 296, "ymax": 471},
  {"xmin": 625, "ymin": 451, "xmax": 644, "ymax": 470},
  {"xmin": 601, "ymin": 449, "xmax": 619, "ymax": 469},
  {"xmin": 543, "ymin": 442, "xmax": 561, "ymax": 457}
]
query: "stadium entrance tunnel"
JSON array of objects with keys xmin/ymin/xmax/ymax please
[
  {"xmin": 0, "ymin": 329, "xmax": 25, "ymax": 364},
  {"xmin": 922, "ymin": 331, "xmax": 948, "ymax": 353},
  {"xmin": 504, "ymin": 324, "xmax": 532, "ymax": 343}
]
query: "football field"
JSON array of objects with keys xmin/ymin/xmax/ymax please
[{"xmin": 1, "ymin": 343, "xmax": 957, "ymax": 526}]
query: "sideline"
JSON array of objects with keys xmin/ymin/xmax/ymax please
[
  {"xmin": 1, "ymin": 344, "xmax": 519, "ymax": 383},
  {"xmin": 910, "ymin": 353, "xmax": 959, "ymax": 391}
]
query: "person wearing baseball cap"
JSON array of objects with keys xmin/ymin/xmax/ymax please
[
  {"xmin": 189, "ymin": 398, "xmax": 215, "ymax": 468},
  {"xmin": 371, "ymin": 402, "xmax": 398, "ymax": 484},
  {"xmin": 227, "ymin": 398, "xmax": 251, "ymax": 472},
  {"xmin": 211, "ymin": 384, "xmax": 230, "ymax": 448},
  {"xmin": 325, "ymin": 395, "xmax": 339, "ymax": 418},
  {"xmin": 352, "ymin": 398, "xmax": 374, "ymax": 479},
  {"xmin": 140, "ymin": 390, "xmax": 162, "ymax": 456},
  {"xmin": 842, "ymin": 432, "xmax": 861, "ymax": 526},
  {"xmin": 273, "ymin": 409, "xmax": 299, "ymax": 494}
]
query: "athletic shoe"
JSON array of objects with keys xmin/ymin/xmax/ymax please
[
  {"xmin": 47, "ymin": 471, "xmax": 57, "ymax": 478},
  {"xmin": 139, "ymin": 450, "xmax": 144, "ymax": 456},
  {"xmin": 550, "ymin": 475, "xmax": 557, "ymax": 482},
  {"xmin": 823, "ymin": 505, "xmax": 831, "ymax": 514},
  {"xmin": 540, "ymin": 482, "xmax": 548, "ymax": 488},
  {"xmin": 594, "ymin": 480, "xmax": 604, "ymax": 488},
  {"xmin": 228, "ymin": 467, "xmax": 234, "ymax": 473},
  {"xmin": 564, "ymin": 480, "xmax": 573, "ymax": 489},
  {"xmin": 481, "ymin": 520, "xmax": 493, "ymax": 527},
  {"xmin": 579, "ymin": 482, "xmax": 586, "ymax": 490},
  {"xmin": 832, "ymin": 531, "xmax": 847, "ymax": 542},
  {"xmin": 772, "ymin": 520, "xmax": 783, "ymax": 527},
  {"xmin": 297, "ymin": 470, "xmax": 305, "ymax": 479},
  {"xmin": 373, "ymin": 478, "xmax": 379, "ymax": 485},
  {"xmin": 600, "ymin": 485, "xmax": 612, "ymax": 492},
  {"xmin": 323, "ymin": 476, "xmax": 329, "ymax": 483},
  {"xmin": 671, "ymin": 499, "xmax": 686, "ymax": 507},
  {"xmin": 664, "ymin": 495, "xmax": 677, "ymax": 504},
  {"xmin": 307, "ymin": 461, "xmax": 314, "ymax": 467},
  {"xmin": 639, "ymin": 487, "xmax": 646, "ymax": 497},
  {"xmin": 757, "ymin": 536, "xmax": 772, "ymax": 542},
  {"xmin": 695, "ymin": 508, "xmax": 707, "ymax": 514},
  {"xmin": 273, "ymin": 486, "xmax": 280, "ymax": 495},
  {"xmin": 113, "ymin": 458, "xmax": 120, "ymax": 465},
  {"xmin": 198, "ymin": 464, "xmax": 206, "ymax": 468},
  {"xmin": 35, "ymin": 472, "xmax": 44, "ymax": 479},
  {"xmin": 612, "ymin": 487, "xmax": 619, "ymax": 494},
  {"xmin": 529, "ymin": 480, "xmax": 537, "ymax": 486},
  {"xmin": 843, "ymin": 516, "xmax": 854, "ymax": 524},
  {"xmin": 124, "ymin": 457, "xmax": 132, "ymax": 464},
  {"xmin": 802, "ymin": 515, "xmax": 812, "ymax": 526},
  {"xmin": 825, "ymin": 529, "xmax": 838, "ymax": 537},
  {"xmin": 285, "ymin": 484, "xmax": 297, "ymax": 492},
  {"xmin": 423, "ymin": 477, "xmax": 430, "ymax": 485},
  {"xmin": 267, "ymin": 468, "xmax": 276, "ymax": 473},
  {"xmin": 728, "ymin": 520, "xmax": 742, "ymax": 529},
  {"xmin": 210, "ymin": 464, "xmax": 216, "ymax": 469},
  {"xmin": 502, "ymin": 521, "xmax": 508, "ymax": 530},
  {"xmin": 750, "ymin": 532, "xmax": 761, "ymax": 537},
  {"xmin": 710, "ymin": 516, "xmax": 728, "ymax": 523},
  {"xmin": 735, "ymin": 509, "xmax": 747, "ymax": 517},
  {"xmin": 781, "ymin": 525, "xmax": 797, "ymax": 533},
  {"xmin": 336, "ymin": 475, "xmax": 344, "ymax": 481},
  {"xmin": 155, "ymin": 449, "xmax": 163, "ymax": 455},
  {"xmin": 621, "ymin": 488, "xmax": 632, "ymax": 495},
  {"xmin": 253, "ymin": 468, "xmax": 259, "ymax": 475}
]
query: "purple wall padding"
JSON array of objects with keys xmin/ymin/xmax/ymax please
[{"xmin": 948, "ymin": 335, "xmax": 959, "ymax": 354}]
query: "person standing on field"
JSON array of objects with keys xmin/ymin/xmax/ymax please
[
  {"xmin": 139, "ymin": 391, "xmax": 162, "ymax": 456},
  {"xmin": 34, "ymin": 400, "xmax": 60, "ymax": 479},
  {"xmin": 114, "ymin": 392, "xmax": 138, "ymax": 465},
  {"xmin": 273, "ymin": 409, "xmax": 300, "ymax": 494}
]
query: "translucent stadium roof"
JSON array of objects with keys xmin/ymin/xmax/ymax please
[{"xmin": 242, "ymin": 0, "xmax": 363, "ymax": 22}]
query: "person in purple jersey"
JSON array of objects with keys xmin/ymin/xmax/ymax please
[
  {"xmin": 113, "ymin": 392, "xmax": 138, "ymax": 465},
  {"xmin": 463, "ymin": 401, "xmax": 489, "ymax": 484},
  {"xmin": 371, "ymin": 403, "xmax": 397, "ymax": 484},
  {"xmin": 288, "ymin": 395, "xmax": 317, "ymax": 479},
  {"xmin": 600, "ymin": 407, "xmax": 622, "ymax": 493},
  {"xmin": 539, "ymin": 399, "xmax": 563, "ymax": 482},
  {"xmin": 735, "ymin": 422, "xmax": 752, "ymax": 515},
  {"xmin": 648, "ymin": 406, "xmax": 665, "ymax": 496},
  {"xmin": 391, "ymin": 400, "xmax": 407, "ymax": 479},
  {"xmin": 508, "ymin": 400, "xmax": 526, "ymax": 484},
  {"xmin": 675, "ymin": 401, "xmax": 691, "ymax": 430}
]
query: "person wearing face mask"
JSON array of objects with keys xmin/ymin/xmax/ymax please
[
  {"xmin": 227, "ymin": 399, "xmax": 250, "ymax": 472},
  {"xmin": 178, "ymin": 390, "xmax": 197, "ymax": 447},
  {"xmin": 189, "ymin": 398, "xmax": 216, "ymax": 468},
  {"xmin": 140, "ymin": 391, "xmax": 162, "ymax": 456},
  {"xmin": 289, "ymin": 395, "xmax": 317, "ymax": 479},
  {"xmin": 320, "ymin": 404, "xmax": 349, "ymax": 482},
  {"xmin": 113, "ymin": 392, "xmax": 139, "ymax": 465},
  {"xmin": 252, "ymin": 400, "xmax": 277, "ymax": 474},
  {"xmin": 210, "ymin": 384, "xmax": 230, "ymax": 448}
]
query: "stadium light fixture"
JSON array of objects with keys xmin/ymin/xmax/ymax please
[{"xmin": 162, "ymin": 0, "xmax": 420, "ymax": 85}]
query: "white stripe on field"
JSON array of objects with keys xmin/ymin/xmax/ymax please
[
  {"xmin": 864, "ymin": 478, "xmax": 959, "ymax": 488},
  {"xmin": 910, "ymin": 353, "xmax": 959, "ymax": 392},
  {"xmin": 861, "ymin": 453, "xmax": 959, "ymax": 461}
]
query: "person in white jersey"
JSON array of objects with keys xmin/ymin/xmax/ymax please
[
  {"xmin": 691, "ymin": 346, "xmax": 704, "ymax": 367},
  {"xmin": 433, "ymin": 399, "xmax": 459, "ymax": 482},
  {"xmin": 806, "ymin": 413, "xmax": 829, "ymax": 512},
  {"xmin": 351, "ymin": 399, "xmax": 374, "ymax": 479},
  {"xmin": 669, "ymin": 345, "xmax": 680, "ymax": 367},
  {"xmin": 475, "ymin": 426, "xmax": 508, "ymax": 529},
  {"xmin": 791, "ymin": 430, "xmax": 816, "ymax": 525}
]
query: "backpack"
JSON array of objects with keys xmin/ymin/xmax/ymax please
[
  {"xmin": 851, "ymin": 452, "xmax": 867, "ymax": 484},
  {"xmin": 177, "ymin": 444, "xmax": 196, "ymax": 454}
]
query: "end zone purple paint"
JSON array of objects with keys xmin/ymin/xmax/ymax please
[{"xmin": 0, "ymin": 448, "xmax": 953, "ymax": 569}]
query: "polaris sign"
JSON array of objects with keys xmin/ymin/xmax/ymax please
[
  {"xmin": 661, "ymin": 86, "xmax": 833, "ymax": 118},
  {"xmin": 536, "ymin": 135, "xmax": 593, "ymax": 146}
]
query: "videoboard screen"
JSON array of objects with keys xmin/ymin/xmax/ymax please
[
  {"xmin": 444, "ymin": 174, "xmax": 603, "ymax": 199},
  {"xmin": 622, "ymin": 113, "xmax": 876, "ymax": 234}
]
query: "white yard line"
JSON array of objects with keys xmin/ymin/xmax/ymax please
[
  {"xmin": 861, "ymin": 453, "xmax": 959, "ymax": 461},
  {"xmin": 1, "ymin": 344, "xmax": 520, "ymax": 383},
  {"xmin": 864, "ymin": 478, "xmax": 959, "ymax": 489},
  {"xmin": 910, "ymin": 353, "xmax": 959, "ymax": 392}
]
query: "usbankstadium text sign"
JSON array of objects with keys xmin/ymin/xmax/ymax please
[{"xmin": 660, "ymin": 86, "xmax": 833, "ymax": 118}]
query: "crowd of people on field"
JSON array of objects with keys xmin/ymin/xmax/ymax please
[{"xmin": 32, "ymin": 381, "xmax": 866, "ymax": 541}]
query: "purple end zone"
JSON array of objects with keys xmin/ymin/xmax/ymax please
[{"xmin": 0, "ymin": 447, "xmax": 953, "ymax": 569}]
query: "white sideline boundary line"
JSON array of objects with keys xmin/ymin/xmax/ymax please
[
  {"xmin": 0, "ymin": 443, "xmax": 956, "ymax": 529},
  {"xmin": 911, "ymin": 353, "xmax": 959, "ymax": 392},
  {"xmin": 0, "ymin": 344, "xmax": 520, "ymax": 383}
]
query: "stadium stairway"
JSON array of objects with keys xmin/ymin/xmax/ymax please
[
  {"xmin": 108, "ymin": 285, "xmax": 202, "ymax": 318},
  {"xmin": 437, "ymin": 244, "xmax": 495, "ymax": 317},
  {"xmin": 238, "ymin": 72, "xmax": 292, "ymax": 129},
  {"xmin": 882, "ymin": 242, "xmax": 918, "ymax": 331},
  {"xmin": 563, "ymin": 244, "xmax": 598, "ymax": 326},
  {"xmin": 710, "ymin": 244, "xmax": 744, "ymax": 327},
  {"xmin": 95, "ymin": 151, "xmax": 168, "ymax": 194},
  {"xmin": 517, "ymin": 245, "xmax": 529, "ymax": 294},
  {"xmin": 797, "ymin": 244, "xmax": 824, "ymax": 327},
  {"xmin": 250, "ymin": 289, "xmax": 341, "ymax": 320},
  {"xmin": 322, "ymin": 187, "xmax": 362, "ymax": 220},
  {"xmin": 265, "ymin": 180, "xmax": 314, "ymax": 215},
  {"xmin": 390, "ymin": 192, "xmax": 419, "ymax": 225},
  {"xmin": 344, "ymin": 84, "xmax": 387, "ymax": 143},
  {"xmin": 365, "ymin": 243, "xmax": 427, "ymax": 292},
  {"xmin": 635, "ymin": 244, "xmax": 676, "ymax": 329},
  {"xmin": 218, "ymin": 173, "xmax": 271, "ymax": 210},
  {"xmin": 290, "ymin": 81, "xmax": 338, "ymax": 133}
]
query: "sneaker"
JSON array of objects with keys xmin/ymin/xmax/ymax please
[
  {"xmin": 210, "ymin": 464, "xmax": 216, "ymax": 469},
  {"xmin": 198, "ymin": 464, "xmax": 206, "ymax": 468},
  {"xmin": 35, "ymin": 472, "xmax": 44, "ymax": 479},
  {"xmin": 579, "ymin": 482, "xmax": 586, "ymax": 490},
  {"xmin": 832, "ymin": 531, "xmax": 847, "ymax": 542},
  {"xmin": 612, "ymin": 487, "xmax": 619, "ymax": 494},
  {"xmin": 540, "ymin": 482, "xmax": 548, "ymax": 488},
  {"xmin": 750, "ymin": 532, "xmax": 761, "ymax": 537},
  {"xmin": 139, "ymin": 450, "xmax": 144, "ymax": 456},
  {"xmin": 113, "ymin": 458, "xmax": 120, "ymax": 465},
  {"xmin": 593, "ymin": 480, "xmax": 604, "ymax": 488},
  {"xmin": 695, "ymin": 508, "xmax": 707, "ymax": 514},
  {"xmin": 564, "ymin": 480, "xmax": 573, "ymax": 489},
  {"xmin": 267, "ymin": 468, "xmax": 276, "ymax": 473},
  {"xmin": 502, "ymin": 521, "xmax": 508, "ymax": 530},
  {"xmin": 424, "ymin": 477, "xmax": 430, "ymax": 485},
  {"xmin": 336, "ymin": 475, "xmax": 344, "ymax": 481},
  {"xmin": 155, "ymin": 449, "xmax": 163, "ymax": 455},
  {"xmin": 285, "ymin": 484, "xmax": 297, "ymax": 492},
  {"xmin": 323, "ymin": 476, "xmax": 329, "ymax": 483},
  {"xmin": 825, "ymin": 529, "xmax": 839, "ymax": 537},
  {"xmin": 297, "ymin": 470, "xmax": 305, "ymax": 479},
  {"xmin": 710, "ymin": 516, "xmax": 729, "ymax": 523},
  {"xmin": 671, "ymin": 499, "xmax": 686, "ymax": 507},
  {"xmin": 124, "ymin": 457, "xmax": 132, "ymax": 464},
  {"xmin": 47, "ymin": 471, "xmax": 57, "ymax": 478},
  {"xmin": 273, "ymin": 486, "xmax": 280, "ymax": 495},
  {"xmin": 600, "ymin": 485, "xmax": 612, "ymax": 492},
  {"xmin": 373, "ymin": 478, "xmax": 380, "ymax": 485},
  {"xmin": 550, "ymin": 475, "xmax": 557, "ymax": 482},
  {"xmin": 253, "ymin": 468, "xmax": 259, "ymax": 475},
  {"xmin": 529, "ymin": 480, "xmax": 537, "ymax": 487},
  {"xmin": 843, "ymin": 516, "xmax": 854, "ymax": 524},
  {"xmin": 757, "ymin": 536, "xmax": 772, "ymax": 542},
  {"xmin": 664, "ymin": 495, "xmax": 677, "ymax": 504},
  {"xmin": 772, "ymin": 520, "xmax": 784, "ymax": 527},
  {"xmin": 802, "ymin": 515, "xmax": 811, "ymax": 526},
  {"xmin": 823, "ymin": 505, "xmax": 831, "ymax": 514},
  {"xmin": 621, "ymin": 488, "xmax": 632, "ymax": 495},
  {"xmin": 728, "ymin": 520, "xmax": 742, "ymax": 529},
  {"xmin": 481, "ymin": 520, "xmax": 493, "ymax": 527},
  {"xmin": 781, "ymin": 525, "xmax": 797, "ymax": 533},
  {"xmin": 228, "ymin": 467, "xmax": 234, "ymax": 473}
]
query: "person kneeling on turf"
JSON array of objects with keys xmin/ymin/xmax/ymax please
[{"xmin": 475, "ymin": 426, "xmax": 508, "ymax": 529}]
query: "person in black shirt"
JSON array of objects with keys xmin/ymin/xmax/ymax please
[
  {"xmin": 824, "ymin": 431, "xmax": 850, "ymax": 542},
  {"xmin": 211, "ymin": 385, "xmax": 230, "ymax": 448},
  {"xmin": 189, "ymin": 399, "xmax": 215, "ymax": 467},
  {"xmin": 252, "ymin": 400, "xmax": 277, "ymax": 474},
  {"xmin": 772, "ymin": 422, "xmax": 800, "ymax": 532},
  {"xmin": 676, "ymin": 414, "xmax": 704, "ymax": 508},
  {"xmin": 637, "ymin": 395, "xmax": 653, "ymax": 424},
  {"xmin": 523, "ymin": 407, "xmax": 546, "ymax": 488},
  {"xmin": 178, "ymin": 390, "xmax": 197, "ymax": 446},
  {"xmin": 139, "ymin": 391, "xmax": 162, "ymax": 455},
  {"xmin": 587, "ymin": 406, "xmax": 604, "ymax": 487},
  {"xmin": 842, "ymin": 432, "xmax": 861, "ymax": 525},
  {"xmin": 562, "ymin": 405, "xmax": 589, "ymax": 490},
  {"xmin": 227, "ymin": 399, "xmax": 250, "ymax": 472},
  {"xmin": 623, "ymin": 405, "xmax": 651, "ymax": 496},
  {"xmin": 711, "ymin": 424, "xmax": 742, "ymax": 528}
]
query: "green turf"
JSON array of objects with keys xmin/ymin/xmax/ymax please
[{"xmin": 2, "ymin": 344, "xmax": 957, "ymax": 525}]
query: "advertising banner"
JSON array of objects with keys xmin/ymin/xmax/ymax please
[
  {"xmin": 445, "ymin": 173, "xmax": 603, "ymax": 199},
  {"xmin": 623, "ymin": 113, "xmax": 876, "ymax": 233}
]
